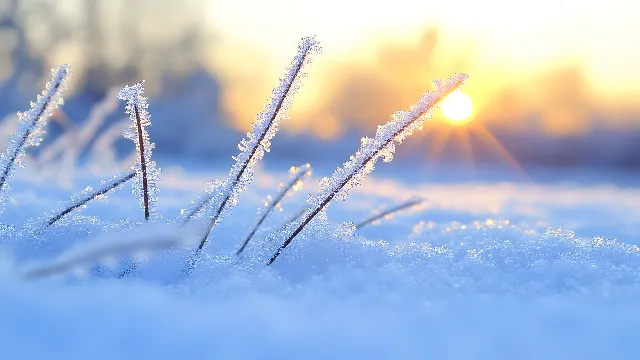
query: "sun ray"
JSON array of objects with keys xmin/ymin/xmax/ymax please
[
  {"xmin": 455, "ymin": 127, "xmax": 475, "ymax": 173},
  {"xmin": 426, "ymin": 126, "xmax": 453, "ymax": 164},
  {"xmin": 470, "ymin": 122, "xmax": 528, "ymax": 176}
]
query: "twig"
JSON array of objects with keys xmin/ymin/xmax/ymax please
[
  {"xmin": 193, "ymin": 37, "xmax": 319, "ymax": 247},
  {"xmin": 0, "ymin": 65, "xmax": 71, "ymax": 208},
  {"xmin": 236, "ymin": 164, "xmax": 311, "ymax": 255},
  {"xmin": 22, "ymin": 234, "xmax": 182, "ymax": 280},
  {"xmin": 354, "ymin": 198, "xmax": 425, "ymax": 229},
  {"xmin": 181, "ymin": 37, "xmax": 321, "ymax": 274},
  {"xmin": 135, "ymin": 105, "xmax": 150, "ymax": 220},
  {"xmin": 43, "ymin": 170, "xmax": 136, "ymax": 228},
  {"xmin": 268, "ymin": 73, "xmax": 468, "ymax": 265},
  {"xmin": 118, "ymin": 82, "xmax": 159, "ymax": 221}
]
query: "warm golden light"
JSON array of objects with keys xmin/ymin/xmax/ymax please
[{"xmin": 441, "ymin": 92, "xmax": 473, "ymax": 123}]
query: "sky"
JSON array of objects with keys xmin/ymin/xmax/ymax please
[
  {"xmin": 0, "ymin": 0, "xmax": 638, "ymax": 142},
  {"xmin": 204, "ymin": 0, "xmax": 639, "ymax": 137}
]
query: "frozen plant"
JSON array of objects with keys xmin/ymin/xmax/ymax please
[
  {"xmin": 118, "ymin": 81, "xmax": 161, "ymax": 220},
  {"xmin": 35, "ymin": 170, "xmax": 136, "ymax": 230},
  {"xmin": 236, "ymin": 163, "xmax": 312, "ymax": 255},
  {"xmin": 21, "ymin": 224, "xmax": 193, "ymax": 280},
  {"xmin": 354, "ymin": 196, "xmax": 426, "ymax": 229},
  {"xmin": 0, "ymin": 35, "xmax": 473, "ymax": 282},
  {"xmin": 35, "ymin": 87, "xmax": 121, "ymax": 181},
  {"xmin": 267, "ymin": 73, "xmax": 469, "ymax": 265},
  {"xmin": 0, "ymin": 65, "xmax": 71, "ymax": 212},
  {"xmin": 183, "ymin": 36, "xmax": 321, "ymax": 258}
]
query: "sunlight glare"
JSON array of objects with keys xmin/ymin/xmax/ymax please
[{"xmin": 441, "ymin": 92, "xmax": 473, "ymax": 123}]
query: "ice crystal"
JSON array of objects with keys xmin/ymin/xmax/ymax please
[
  {"xmin": 0, "ymin": 65, "xmax": 71, "ymax": 211},
  {"xmin": 117, "ymin": 81, "xmax": 161, "ymax": 220},
  {"xmin": 268, "ymin": 73, "xmax": 468, "ymax": 264},
  {"xmin": 191, "ymin": 37, "xmax": 321, "ymax": 249}
]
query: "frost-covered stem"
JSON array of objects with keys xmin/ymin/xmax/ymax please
[
  {"xmin": 0, "ymin": 65, "xmax": 70, "ymax": 202},
  {"xmin": 180, "ymin": 196, "xmax": 208, "ymax": 226},
  {"xmin": 196, "ymin": 49, "xmax": 304, "ymax": 242},
  {"xmin": 268, "ymin": 156, "xmax": 374, "ymax": 264},
  {"xmin": 22, "ymin": 235, "xmax": 181, "ymax": 280},
  {"xmin": 182, "ymin": 37, "xmax": 320, "ymax": 228},
  {"xmin": 197, "ymin": 195, "xmax": 229, "ymax": 249},
  {"xmin": 44, "ymin": 170, "xmax": 136, "ymax": 227},
  {"xmin": 134, "ymin": 106, "xmax": 150, "ymax": 220},
  {"xmin": 118, "ymin": 81, "xmax": 159, "ymax": 220},
  {"xmin": 268, "ymin": 74, "xmax": 468, "ymax": 265},
  {"xmin": 236, "ymin": 164, "xmax": 311, "ymax": 255},
  {"xmin": 194, "ymin": 37, "xmax": 320, "ymax": 249},
  {"xmin": 354, "ymin": 198, "xmax": 424, "ymax": 229}
]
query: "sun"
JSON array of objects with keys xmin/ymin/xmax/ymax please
[{"xmin": 441, "ymin": 92, "xmax": 473, "ymax": 124}]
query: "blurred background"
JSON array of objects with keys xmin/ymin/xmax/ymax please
[{"xmin": 0, "ymin": 0, "xmax": 638, "ymax": 185}]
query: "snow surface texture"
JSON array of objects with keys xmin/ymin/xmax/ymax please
[{"xmin": 2, "ymin": 168, "xmax": 640, "ymax": 359}]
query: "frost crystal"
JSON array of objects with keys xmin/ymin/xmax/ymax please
[
  {"xmin": 268, "ymin": 73, "xmax": 468, "ymax": 264},
  {"xmin": 117, "ymin": 81, "xmax": 161, "ymax": 220},
  {"xmin": 189, "ymin": 37, "xmax": 321, "ymax": 249},
  {"xmin": 0, "ymin": 65, "xmax": 71, "ymax": 210}
]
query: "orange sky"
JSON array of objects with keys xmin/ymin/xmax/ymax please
[{"xmin": 204, "ymin": 0, "xmax": 640, "ymax": 137}]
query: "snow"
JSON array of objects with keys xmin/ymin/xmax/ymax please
[{"xmin": 1, "ymin": 165, "xmax": 640, "ymax": 359}]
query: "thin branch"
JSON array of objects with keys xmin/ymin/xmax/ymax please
[
  {"xmin": 44, "ymin": 170, "xmax": 136, "ymax": 228},
  {"xmin": 196, "ymin": 49, "xmax": 306, "ymax": 247},
  {"xmin": 354, "ymin": 198, "xmax": 425, "ymax": 229},
  {"xmin": 118, "ymin": 82, "xmax": 159, "ymax": 221},
  {"xmin": 22, "ymin": 234, "xmax": 182, "ymax": 280},
  {"xmin": 0, "ymin": 65, "xmax": 71, "ymax": 207},
  {"xmin": 134, "ymin": 105, "xmax": 150, "ymax": 220},
  {"xmin": 268, "ymin": 73, "xmax": 468, "ymax": 265},
  {"xmin": 236, "ymin": 164, "xmax": 311, "ymax": 255},
  {"xmin": 194, "ymin": 37, "xmax": 320, "ymax": 249}
]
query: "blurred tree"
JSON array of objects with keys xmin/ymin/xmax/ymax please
[{"xmin": 0, "ymin": 0, "xmax": 215, "ymax": 99}]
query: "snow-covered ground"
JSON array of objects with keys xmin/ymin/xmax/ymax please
[{"xmin": 1, "ymin": 160, "xmax": 639, "ymax": 359}]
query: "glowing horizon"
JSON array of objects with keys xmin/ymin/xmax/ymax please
[
  {"xmin": 203, "ymin": 0, "xmax": 639, "ymax": 140},
  {"xmin": 208, "ymin": 0, "xmax": 639, "ymax": 99}
]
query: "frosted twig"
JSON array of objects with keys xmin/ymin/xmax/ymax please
[
  {"xmin": 187, "ymin": 37, "xmax": 320, "ymax": 250},
  {"xmin": 268, "ymin": 73, "xmax": 468, "ymax": 265},
  {"xmin": 36, "ymin": 87, "xmax": 120, "ymax": 171},
  {"xmin": 21, "ymin": 228, "xmax": 188, "ymax": 280},
  {"xmin": 0, "ymin": 65, "xmax": 71, "ymax": 210},
  {"xmin": 236, "ymin": 164, "xmax": 312, "ymax": 255},
  {"xmin": 118, "ymin": 82, "xmax": 160, "ymax": 220},
  {"xmin": 41, "ymin": 170, "xmax": 136, "ymax": 228},
  {"xmin": 354, "ymin": 197, "xmax": 425, "ymax": 229}
]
